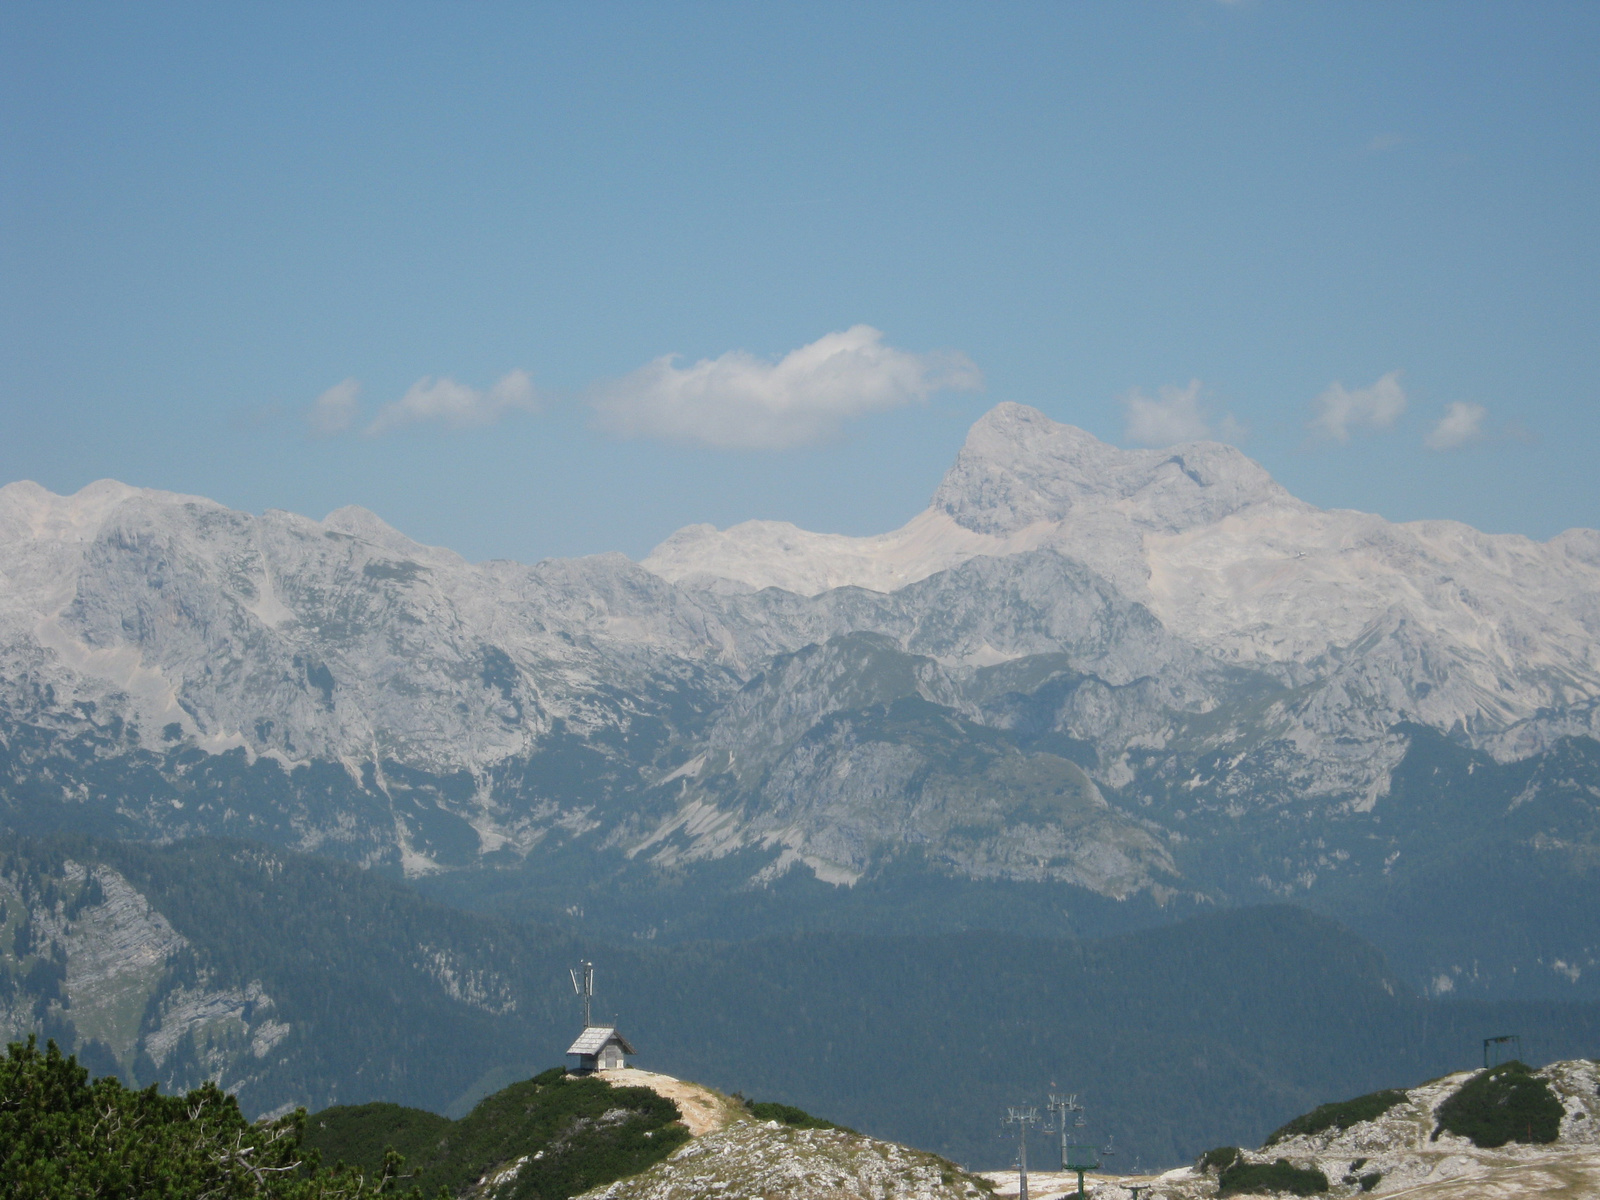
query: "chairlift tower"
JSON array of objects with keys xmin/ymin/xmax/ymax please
[
  {"xmin": 1483, "ymin": 1034, "xmax": 1521, "ymax": 1068},
  {"xmin": 1062, "ymin": 1139, "xmax": 1101, "ymax": 1200},
  {"xmin": 1002, "ymin": 1107, "xmax": 1039, "ymax": 1200},
  {"xmin": 1046, "ymin": 1093, "xmax": 1084, "ymax": 1171},
  {"xmin": 1050, "ymin": 1095, "xmax": 1112, "ymax": 1200}
]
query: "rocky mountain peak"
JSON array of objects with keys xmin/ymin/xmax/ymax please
[
  {"xmin": 930, "ymin": 401, "xmax": 1295, "ymax": 536},
  {"xmin": 0, "ymin": 478, "xmax": 172, "ymax": 546},
  {"xmin": 321, "ymin": 504, "xmax": 466, "ymax": 567},
  {"xmin": 639, "ymin": 404, "xmax": 1304, "ymax": 596}
]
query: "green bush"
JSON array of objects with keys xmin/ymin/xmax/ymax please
[
  {"xmin": 1218, "ymin": 1158, "xmax": 1329, "ymax": 1197},
  {"xmin": 1265, "ymin": 1090, "xmax": 1407, "ymax": 1145},
  {"xmin": 301, "ymin": 1103, "xmax": 451, "ymax": 1185},
  {"xmin": 1339, "ymin": 1160, "xmax": 1382, "ymax": 1192},
  {"xmin": 1199, "ymin": 1145, "xmax": 1241, "ymax": 1173},
  {"xmin": 1432, "ymin": 1061, "xmax": 1563, "ymax": 1148},
  {"xmin": 304, "ymin": 1068, "xmax": 689, "ymax": 1200},
  {"xmin": 0, "ymin": 1036, "xmax": 391, "ymax": 1199},
  {"xmin": 745, "ymin": 1100, "xmax": 851, "ymax": 1132}
]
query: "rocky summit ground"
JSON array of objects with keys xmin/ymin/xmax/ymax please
[
  {"xmin": 579, "ymin": 1121, "xmax": 986, "ymax": 1200},
  {"xmin": 571, "ymin": 1060, "xmax": 1600, "ymax": 1200},
  {"xmin": 581, "ymin": 1069, "xmax": 987, "ymax": 1200},
  {"xmin": 976, "ymin": 1059, "xmax": 1600, "ymax": 1199}
]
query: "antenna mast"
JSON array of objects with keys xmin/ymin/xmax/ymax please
[{"xmin": 570, "ymin": 960, "xmax": 594, "ymax": 1028}]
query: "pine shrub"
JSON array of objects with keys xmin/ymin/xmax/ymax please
[
  {"xmin": 1432, "ymin": 1061, "xmax": 1562, "ymax": 1148},
  {"xmin": 1217, "ymin": 1158, "xmax": 1329, "ymax": 1197},
  {"xmin": 1199, "ymin": 1145, "xmax": 1241, "ymax": 1173},
  {"xmin": 1265, "ymin": 1090, "xmax": 1407, "ymax": 1145},
  {"xmin": 0, "ymin": 1036, "xmax": 390, "ymax": 1199}
]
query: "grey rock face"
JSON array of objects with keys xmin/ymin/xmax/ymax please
[
  {"xmin": 0, "ymin": 858, "xmax": 289, "ymax": 1097},
  {"xmin": 931, "ymin": 401, "xmax": 1294, "ymax": 537},
  {"xmin": 0, "ymin": 403, "xmax": 1596, "ymax": 925},
  {"xmin": 628, "ymin": 632, "xmax": 1180, "ymax": 896}
]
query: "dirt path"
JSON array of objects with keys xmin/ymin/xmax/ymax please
[
  {"xmin": 600, "ymin": 1067, "xmax": 745, "ymax": 1136},
  {"xmin": 1377, "ymin": 1148, "xmax": 1600, "ymax": 1199}
]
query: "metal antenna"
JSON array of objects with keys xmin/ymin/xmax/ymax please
[
  {"xmin": 1002, "ymin": 1107, "xmax": 1039, "ymax": 1200},
  {"xmin": 569, "ymin": 960, "xmax": 594, "ymax": 1028}
]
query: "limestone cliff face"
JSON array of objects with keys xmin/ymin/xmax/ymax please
[
  {"xmin": 0, "ymin": 405, "xmax": 1597, "ymax": 932},
  {"xmin": 0, "ymin": 845, "xmax": 533, "ymax": 1118},
  {"xmin": 0, "ymin": 858, "xmax": 288, "ymax": 1100},
  {"xmin": 650, "ymin": 404, "xmax": 1600, "ymax": 791}
]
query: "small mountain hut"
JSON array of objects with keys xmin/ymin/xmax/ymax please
[{"xmin": 566, "ymin": 1025, "xmax": 635, "ymax": 1073}]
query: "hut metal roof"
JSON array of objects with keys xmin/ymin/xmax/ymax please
[{"xmin": 565, "ymin": 1025, "xmax": 636, "ymax": 1056}]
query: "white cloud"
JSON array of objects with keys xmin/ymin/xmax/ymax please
[
  {"xmin": 589, "ymin": 325, "xmax": 983, "ymax": 450},
  {"xmin": 1309, "ymin": 371, "xmax": 1406, "ymax": 442},
  {"xmin": 1121, "ymin": 379, "xmax": 1245, "ymax": 447},
  {"xmin": 1125, "ymin": 380, "xmax": 1209, "ymax": 445},
  {"xmin": 307, "ymin": 378, "xmax": 361, "ymax": 438},
  {"xmin": 1425, "ymin": 401, "xmax": 1488, "ymax": 451},
  {"xmin": 364, "ymin": 370, "xmax": 537, "ymax": 436}
]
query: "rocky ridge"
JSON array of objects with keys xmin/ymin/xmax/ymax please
[
  {"xmin": 648, "ymin": 403, "xmax": 1600, "ymax": 760},
  {"xmin": 0, "ymin": 405, "xmax": 1598, "ymax": 998},
  {"xmin": 580, "ymin": 1112, "xmax": 986, "ymax": 1200},
  {"xmin": 1106, "ymin": 1059, "xmax": 1600, "ymax": 1200}
]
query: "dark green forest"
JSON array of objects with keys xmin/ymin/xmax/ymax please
[{"xmin": 4, "ymin": 834, "xmax": 1598, "ymax": 1168}]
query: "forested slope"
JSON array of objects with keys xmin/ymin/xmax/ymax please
[{"xmin": 3, "ymin": 834, "xmax": 1597, "ymax": 1168}]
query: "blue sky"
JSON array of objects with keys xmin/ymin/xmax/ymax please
[{"xmin": 2, "ymin": 2, "xmax": 1596, "ymax": 562}]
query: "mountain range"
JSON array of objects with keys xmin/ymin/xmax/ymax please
[{"xmin": 1, "ymin": 403, "xmax": 1597, "ymax": 999}]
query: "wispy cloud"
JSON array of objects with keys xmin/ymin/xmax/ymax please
[
  {"xmin": 307, "ymin": 379, "xmax": 361, "ymax": 438},
  {"xmin": 1424, "ymin": 401, "xmax": 1488, "ymax": 451},
  {"xmin": 1309, "ymin": 371, "xmax": 1406, "ymax": 442},
  {"xmin": 1122, "ymin": 379, "xmax": 1244, "ymax": 447},
  {"xmin": 306, "ymin": 371, "xmax": 539, "ymax": 438},
  {"xmin": 365, "ymin": 370, "xmax": 537, "ymax": 436},
  {"xmin": 590, "ymin": 326, "xmax": 983, "ymax": 450}
]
